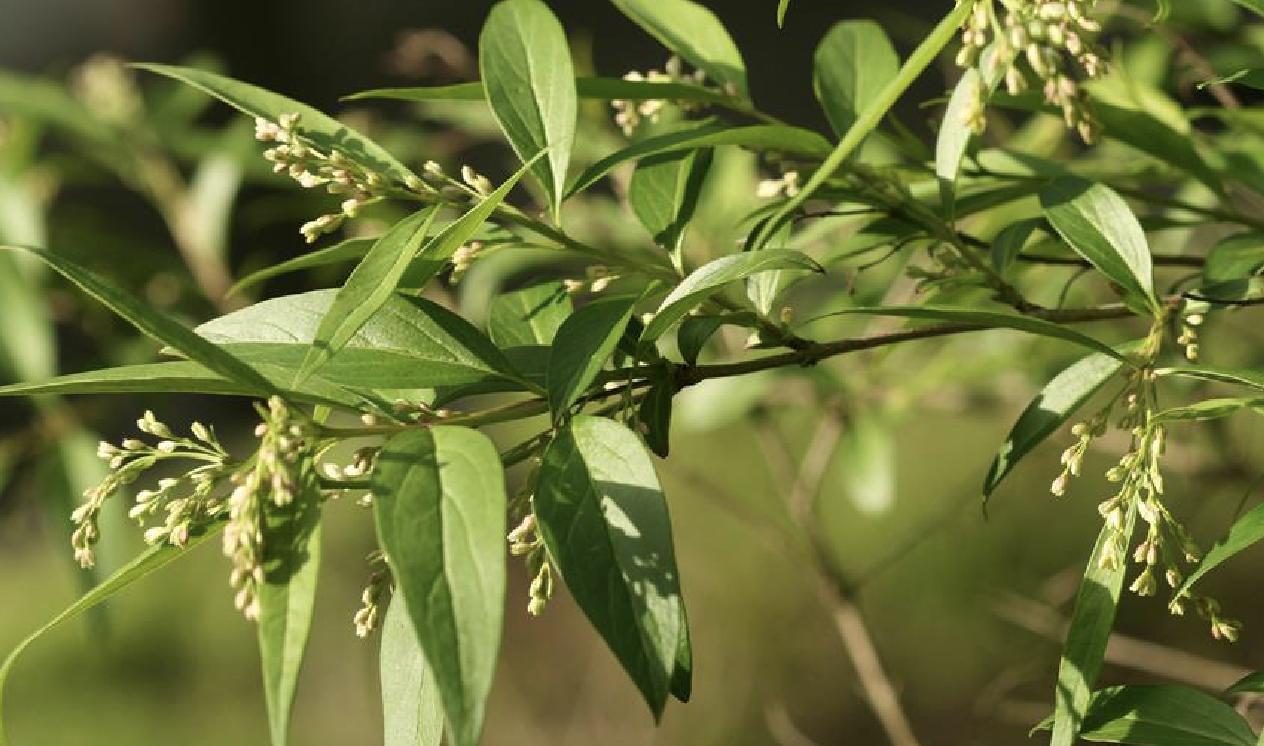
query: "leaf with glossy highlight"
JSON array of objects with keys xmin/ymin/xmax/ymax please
[
  {"xmin": 612, "ymin": 0, "xmax": 748, "ymax": 98},
  {"xmin": 380, "ymin": 597, "xmax": 445, "ymax": 746}
]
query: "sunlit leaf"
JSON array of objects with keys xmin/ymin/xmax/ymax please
[
  {"xmin": 612, "ymin": 0, "xmax": 748, "ymax": 98},
  {"xmin": 547, "ymin": 295, "xmax": 639, "ymax": 418},
  {"xmin": 380, "ymin": 597, "xmax": 445, "ymax": 746}
]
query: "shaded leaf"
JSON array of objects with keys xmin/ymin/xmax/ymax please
[
  {"xmin": 568, "ymin": 120, "xmax": 831, "ymax": 198},
  {"xmin": 612, "ymin": 0, "xmax": 748, "ymax": 98},
  {"xmin": 488, "ymin": 281, "xmax": 573, "ymax": 348},
  {"xmin": 677, "ymin": 312, "xmax": 757, "ymax": 367},
  {"xmin": 984, "ymin": 351, "xmax": 1126, "ymax": 505},
  {"xmin": 814, "ymin": 21, "xmax": 899, "ymax": 139},
  {"xmin": 991, "ymin": 218, "xmax": 1042, "ymax": 273},
  {"xmin": 1204, "ymin": 232, "xmax": 1264, "ymax": 284},
  {"xmin": 372, "ymin": 428, "xmax": 506, "ymax": 746},
  {"xmin": 803, "ymin": 306, "xmax": 1130, "ymax": 362},
  {"xmin": 228, "ymin": 237, "xmax": 376, "ymax": 297},
  {"xmin": 642, "ymin": 250, "xmax": 821, "ymax": 343},
  {"xmin": 629, "ymin": 148, "xmax": 713, "ymax": 255},
  {"xmin": 638, "ymin": 369, "xmax": 676, "ymax": 458},
  {"xmin": 535, "ymin": 415, "xmax": 686, "ymax": 718},
  {"xmin": 936, "ymin": 68, "xmax": 982, "ymax": 217},
  {"xmin": 1037, "ymin": 685, "xmax": 1255, "ymax": 746},
  {"xmin": 134, "ymin": 64, "xmax": 416, "ymax": 183},
  {"xmin": 1, "ymin": 244, "xmax": 278, "ymax": 396},
  {"xmin": 547, "ymin": 295, "xmax": 639, "ymax": 418},
  {"xmin": 1177, "ymin": 500, "xmax": 1264, "ymax": 602}
]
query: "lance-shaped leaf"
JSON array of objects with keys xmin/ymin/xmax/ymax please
[
  {"xmin": 638, "ymin": 369, "xmax": 676, "ymax": 458},
  {"xmin": 1035, "ymin": 685, "xmax": 1255, "ymax": 746},
  {"xmin": 936, "ymin": 68, "xmax": 983, "ymax": 217},
  {"xmin": 380, "ymin": 597, "xmax": 444, "ymax": 746},
  {"xmin": 402, "ymin": 151, "xmax": 546, "ymax": 290},
  {"xmin": 804, "ymin": 306, "xmax": 1131, "ymax": 362},
  {"xmin": 294, "ymin": 208, "xmax": 439, "ymax": 386},
  {"xmin": 1176, "ymin": 500, "xmax": 1264, "ymax": 604},
  {"xmin": 257, "ymin": 460, "xmax": 323, "ymax": 746},
  {"xmin": 612, "ymin": 0, "xmax": 748, "ymax": 99},
  {"xmin": 814, "ymin": 21, "xmax": 899, "ymax": 140},
  {"xmin": 1159, "ymin": 365, "xmax": 1264, "ymax": 393},
  {"xmin": 991, "ymin": 218, "xmax": 1042, "ymax": 273},
  {"xmin": 1227, "ymin": 671, "xmax": 1264, "ymax": 695},
  {"xmin": 347, "ymin": 77, "xmax": 735, "ymax": 106},
  {"xmin": 372, "ymin": 427, "xmax": 506, "ymax": 746},
  {"xmin": 0, "ymin": 361, "xmax": 368, "ymax": 410},
  {"xmin": 568, "ymin": 121, "xmax": 831, "ymax": 198},
  {"xmin": 1039, "ymin": 177, "xmax": 1158, "ymax": 315},
  {"xmin": 228, "ymin": 237, "xmax": 376, "ymax": 297},
  {"xmin": 1204, "ymin": 232, "xmax": 1264, "ymax": 284},
  {"xmin": 487, "ymin": 281, "xmax": 572, "ymax": 348},
  {"xmin": 1050, "ymin": 503, "xmax": 1138, "ymax": 746},
  {"xmin": 134, "ymin": 64, "xmax": 416, "ymax": 183},
  {"xmin": 480, "ymin": 0, "xmax": 576, "ymax": 216},
  {"xmin": 984, "ymin": 351, "xmax": 1126, "ymax": 506},
  {"xmin": 676, "ymin": 312, "xmax": 757, "ymax": 367},
  {"xmin": 642, "ymin": 250, "xmax": 822, "ymax": 343},
  {"xmin": 547, "ymin": 295, "xmax": 639, "ymax": 418},
  {"xmin": 0, "ymin": 527, "xmax": 221, "ymax": 746},
  {"xmin": 777, "ymin": 0, "xmax": 792, "ymax": 27},
  {"xmin": 197, "ymin": 290, "xmax": 524, "ymax": 391},
  {"xmin": 629, "ymin": 148, "xmax": 713, "ymax": 255},
  {"xmin": 534, "ymin": 415, "xmax": 687, "ymax": 718},
  {"xmin": 1232, "ymin": 0, "xmax": 1264, "ymax": 19},
  {"xmin": 1, "ymin": 245, "xmax": 278, "ymax": 396},
  {"xmin": 1153, "ymin": 398, "xmax": 1264, "ymax": 423}
]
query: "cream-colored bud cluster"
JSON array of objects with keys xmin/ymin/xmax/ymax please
[
  {"xmin": 956, "ymin": 0, "xmax": 1106, "ymax": 142},
  {"xmin": 254, "ymin": 113, "xmax": 387, "ymax": 243},
  {"xmin": 558, "ymin": 266, "xmax": 619, "ymax": 296},
  {"xmin": 450, "ymin": 241, "xmax": 484, "ymax": 284},
  {"xmin": 223, "ymin": 397, "xmax": 318, "ymax": 621},
  {"xmin": 611, "ymin": 56, "xmax": 710, "ymax": 137},
  {"xmin": 72, "ymin": 411, "xmax": 231, "ymax": 569},
  {"xmin": 507, "ymin": 493, "xmax": 553, "ymax": 616},
  {"xmin": 1052, "ymin": 366, "xmax": 1239, "ymax": 641},
  {"xmin": 1177, "ymin": 311, "xmax": 1204, "ymax": 363},
  {"xmin": 755, "ymin": 171, "xmax": 801, "ymax": 200},
  {"xmin": 353, "ymin": 552, "xmax": 391, "ymax": 638}
]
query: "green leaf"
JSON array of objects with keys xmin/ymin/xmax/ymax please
[
  {"xmin": 403, "ymin": 151, "xmax": 547, "ymax": 290},
  {"xmin": 802, "ymin": 306, "xmax": 1131, "ymax": 362},
  {"xmin": 480, "ymin": 0, "xmax": 576, "ymax": 217},
  {"xmin": 1038, "ymin": 685, "xmax": 1255, "ymax": 746},
  {"xmin": 1159, "ymin": 365, "xmax": 1264, "ymax": 393},
  {"xmin": 984, "ymin": 351, "xmax": 1126, "ymax": 505},
  {"xmin": 776, "ymin": 0, "xmax": 791, "ymax": 27},
  {"xmin": 133, "ymin": 64, "xmax": 416, "ymax": 184},
  {"xmin": 228, "ymin": 237, "xmax": 376, "ymax": 297},
  {"xmin": 568, "ymin": 120, "xmax": 831, "ymax": 198},
  {"xmin": 676, "ymin": 312, "xmax": 756, "ymax": 367},
  {"xmin": 1039, "ymin": 177, "xmax": 1158, "ymax": 315},
  {"xmin": 1176, "ymin": 499, "xmax": 1264, "ymax": 603},
  {"xmin": 534, "ymin": 415, "xmax": 687, "ymax": 718},
  {"xmin": 197, "ymin": 290, "xmax": 523, "ymax": 391},
  {"xmin": 612, "ymin": 0, "xmax": 748, "ymax": 99},
  {"xmin": 1093, "ymin": 101, "xmax": 1222, "ymax": 194},
  {"xmin": 1153, "ymin": 398, "xmax": 1264, "ymax": 423},
  {"xmin": 1050, "ymin": 503, "xmax": 1138, "ymax": 746},
  {"xmin": 256, "ymin": 452, "xmax": 322, "ymax": 746},
  {"xmin": 1231, "ymin": 1, "xmax": 1264, "ymax": 19},
  {"xmin": 814, "ymin": 21, "xmax": 899, "ymax": 140},
  {"xmin": 1227, "ymin": 671, "xmax": 1264, "ymax": 695},
  {"xmin": 629, "ymin": 148, "xmax": 713, "ymax": 255},
  {"xmin": 642, "ymin": 250, "xmax": 822, "ymax": 343},
  {"xmin": 1, "ymin": 244, "xmax": 278, "ymax": 396},
  {"xmin": 547, "ymin": 295, "xmax": 639, "ymax": 418},
  {"xmin": 0, "ymin": 361, "xmax": 368, "ymax": 410},
  {"xmin": 487, "ymin": 281, "xmax": 573, "ymax": 348},
  {"xmin": 0, "ymin": 528, "xmax": 220, "ymax": 746},
  {"xmin": 638, "ymin": 370, "xmax": 676, "ymax": 458},
  {"xmin": 347, "ymin": 77, "xmax": 736, "ymax": 106},
  {"xmin": 372, "ymin": 427, "xmax": 507, "ymax": 746},
  {"xmin": 295, "ymin": 208, "xmax": 439, "ymax": 386},
  {"xmin": 1205, "ymin": 232, "xmax": 1264, "ymax": 284},
  {"xmin": 991, "ymin": 218, "xmax": 1042, "ymax": 273},
  {"xmin": 380, "ymin": 597, "xmax": 445, "ymax": 746},
  {"xmin": 936, "ymin": 68, "xmax": 982, "ymax": 217}
]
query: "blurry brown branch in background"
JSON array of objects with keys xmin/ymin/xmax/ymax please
[{"xmin": 751, "ymin": 405, "xmax": 923, "ymax": 746}]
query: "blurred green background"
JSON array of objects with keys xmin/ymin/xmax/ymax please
[{"xmin": 4, "ymin": 1, "xmax": 1264, "ymax": 744}]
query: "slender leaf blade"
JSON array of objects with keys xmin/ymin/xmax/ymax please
[
  {"xmin": 534, "ymin": 415, "xmax": 687, "ymax": 718},
  {"xmin": 814, "ymin": 21, "xmax": 900, "ymax": 139},
  {"xmin": 228, "ymin": 237, "xmax": 376, "ymax": 297},
  {"xmin": 381, "ymin": 597, "xmax": 445, "ymax": 746},
  {"xmin": 1038, "ymin": 685, "xmax": 1255, "ymax": 746},
  {"xmin": 372, "ymin": 428, "xmax": 506, "ymax": 746},
  {"xmin": 547, "ymin": 295, "xmax": 638, "ymax": 418},
  {"xmin": 612, "ymin": 0, "xmax": 748, "ymax": 98}
]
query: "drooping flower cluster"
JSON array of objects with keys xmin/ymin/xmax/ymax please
[
  {"xmin": 72, "ymin": 411, "xmax": 232, "ymax": 569},
  {"xmin": 223, "ymin": 396, "xmax": 320, "ymax": 620},
  {"xmin": 508, "ymin": 509, "xmax": 553, "ymax": 616},
  {"xmin": 254, "ymin": 112, "xmax": 396, "ymax": 243},
  {"xmin": 956, "ymin": 0, "xmax": 1107, "ymax": 142},
  {"xmin": 1053, "ymin": 366, "xmax": 1241, "ymax": 641},
  {"xmin": 611, "ymin": 56, "xmax": 709, "ymax": 136},
  {"xmin": 353, "ymin": 551, "xmax": 392, "ymax": 638}
]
